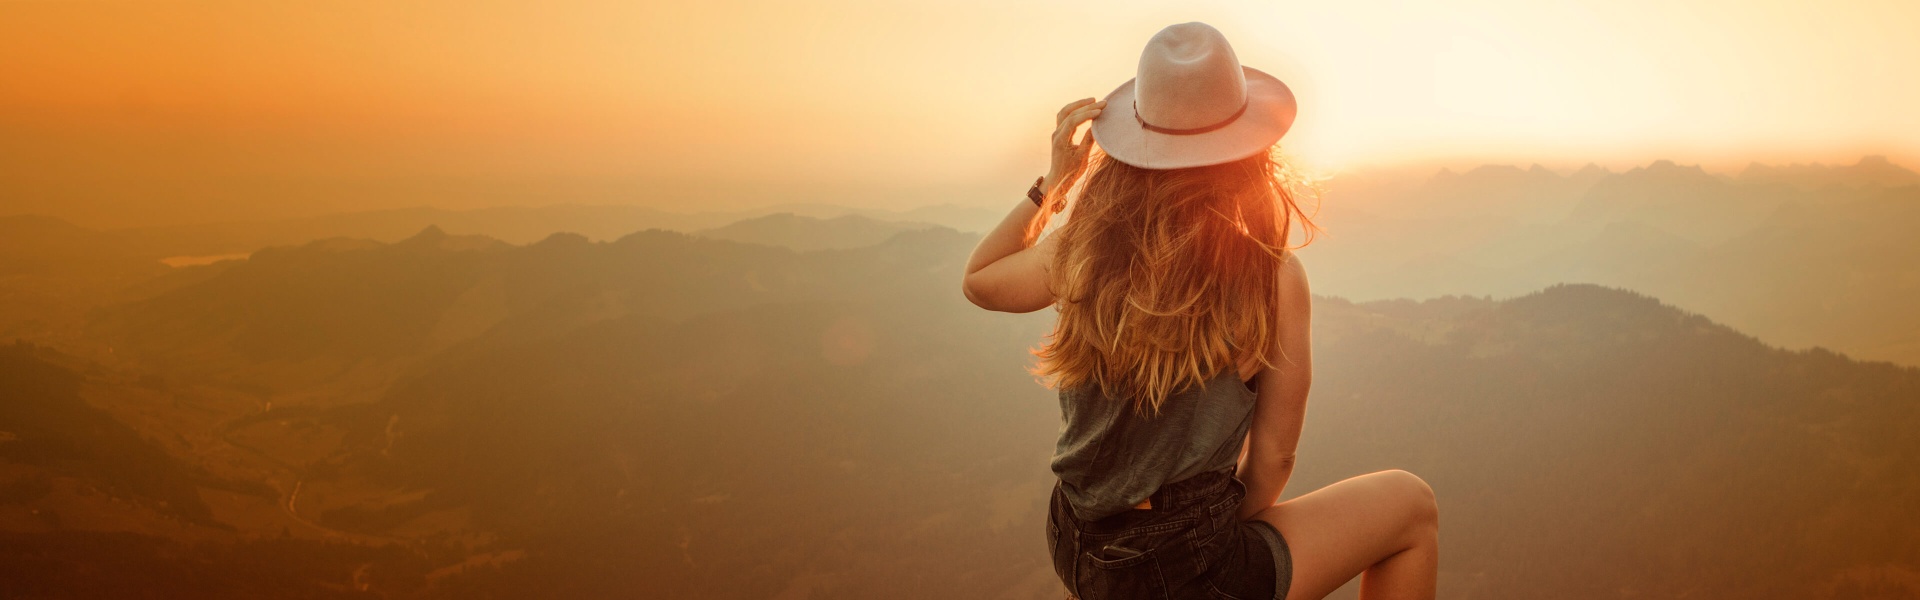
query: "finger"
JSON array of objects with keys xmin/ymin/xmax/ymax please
[
  {"xmin": 1056, "ymin": 100, "xmax": 1107, "ymax": 142},
  {"xmin": 1074, "ymin": 100, "xmax": 1109, "ymax": 148},
  {"xmin": 1067, "ymin": 99, "xmax": 1107, "ymax": 123},
  {"xmin": 1065, "ymin": 102, "xmax": 1107, "ymax": 142},
  {"xmin": 1056, "ymin": 97, "xmax": 1097, "ymax": 124},
  {"xmin": 1062, "ymin": 99, "xmax": 1106, "ymax": 124},
  {"xmin": 1062, "ymin": 104, "xmax": 1103, "ymax": 135},
  {"xmin": 1056, "ymin": 97, "xmax": 1095, "ymax": 122}
]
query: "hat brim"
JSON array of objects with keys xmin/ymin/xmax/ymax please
[{"xmin": 1089, "ymin": 66, "xmax": 1297, "ymax": 170}]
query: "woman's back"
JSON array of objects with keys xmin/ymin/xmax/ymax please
[{"xmin": 1052, "ymin": 370, "xmax": 1258, "ymax": 522}]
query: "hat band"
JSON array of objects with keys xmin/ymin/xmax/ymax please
[{"xmin": 1133, "ymin": 99, "xmax": 1249, "ymax": 136}]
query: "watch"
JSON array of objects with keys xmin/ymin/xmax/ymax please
[{"xmin": 1027, "ymin": 176, "xmax": 1047, "ymax": 207}]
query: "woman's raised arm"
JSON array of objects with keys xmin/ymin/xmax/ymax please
[{"xmin": 961, "ymin": 98, "xmax": 1104, "ymax": 312}]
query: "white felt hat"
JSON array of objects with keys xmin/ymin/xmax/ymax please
[{"xmin": 1090, "ymin": 22, "xmax": 1298, "ymax": 170}]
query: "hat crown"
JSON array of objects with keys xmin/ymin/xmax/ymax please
[
  {"xmin": 1133, "ymin": 23, "xmax": 1248, "ymax": 130},
  {"xmin": 1089, "ymin": 21, "xmax": 1296, "ymax": 169}
]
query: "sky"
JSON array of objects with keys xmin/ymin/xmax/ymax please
[{"xmin": 3, "ymin": 0, "xmax": 1917, "ymax": 227}]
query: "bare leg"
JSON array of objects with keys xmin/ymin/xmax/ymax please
[{"xmin": 1251, "ymin": 470, "xmax": 1439, "ymax": 600}]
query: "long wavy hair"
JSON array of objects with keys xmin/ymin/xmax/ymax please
[{"xmin": 1033, "ymin": 146, "xmax": 1317, "ymax": 417}]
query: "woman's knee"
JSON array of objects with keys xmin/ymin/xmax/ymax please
[{"xmin": 1374, "ymin": 469, "xmax": 1438, "ymax": 532}]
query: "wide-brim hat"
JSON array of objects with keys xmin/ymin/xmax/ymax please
[{"xmin": 1090, "ymin": 22, "xmax": 1297, "ymax": 170}]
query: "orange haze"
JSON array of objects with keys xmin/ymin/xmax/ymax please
[{"xmin": 3, "ymin": 0, "xmax": 1917, "ymax": 227}]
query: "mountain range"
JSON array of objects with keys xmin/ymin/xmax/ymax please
[
  {"xmin": 8, "ymin": 155, "xmax": 1918, "ymax": 365},
  {"xmin": 0, "ymin": 212, "xmax": 1916, "ymax": 597},
  {"xmin": 1, "ymin": 156, "xmax": 1918, "ymax": 598}
]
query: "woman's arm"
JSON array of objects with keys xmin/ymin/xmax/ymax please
[
  {"xmin": 961, "ymin": 198, "xmax": 1059, "ymax": 312},
  {"xmin": 961, "ymin": 98, "xmax": 1104, "ymax": 313},
  {"xmin": 1236, "ymin": 251, "xmax": 1314, "ymax": 520}
]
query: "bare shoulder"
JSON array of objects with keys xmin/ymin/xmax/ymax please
[
  {"xmin": 1269, "ymin": 250, "xmax": 1313, "ymax": 370},
  {"xmin": 1278, "ymin": 250, "xmax": 1310, "ymax": 301},
  {"xmin": 1233, "ymin": 250, "xmax": 1312, "ymax": 379}
]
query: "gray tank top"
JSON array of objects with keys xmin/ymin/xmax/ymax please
[{"xmin": 1049, "ymin": 369, "xmax": 1258, "ymax": 522}]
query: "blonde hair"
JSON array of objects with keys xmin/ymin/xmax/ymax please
[{"xmin": 1033, "ymin": 147, "xmax": 1316, "ymax": 416}]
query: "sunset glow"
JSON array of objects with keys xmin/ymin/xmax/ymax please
[{"xmin": 3, "ymin": 0, "xmax": 1916, "ymax": 226}]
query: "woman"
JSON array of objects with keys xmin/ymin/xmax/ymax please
[{"xmin": 961, "ymin": 23, "xmax": 1439, "ymax": 600}]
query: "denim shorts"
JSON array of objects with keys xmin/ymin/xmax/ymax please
[{"xmin": 1047, "ymin": 469, "xmax": 1293, "ymax": 600}]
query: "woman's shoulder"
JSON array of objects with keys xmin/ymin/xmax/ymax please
[
  {"xmin": 1277, "ymin": 249, "xmax": 1309, "ymax": 294},
  {"xmin": 1278, "ymin": 248, "xmax": 1306, "ymax": 274}
]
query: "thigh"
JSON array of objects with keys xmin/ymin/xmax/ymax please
[{"xmin": 1250, "ymin": 470, "xmax": 1434, "ymax": 600}]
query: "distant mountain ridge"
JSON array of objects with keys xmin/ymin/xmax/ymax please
[
  {"xmin": 89, "ymin": 224, "xmax": 979, "ymax": 388},
  {"xmin": 1737, "ymin": 155, "xmax": 1920, "ymax": 190},
  {"xmin": 695, "ymin": 213, "xmax": 941, "ymax": 251},
  {"xmin": 5, "ymin": 155, "xmax": 1918, "ymax": 371},
  {"xmin": 1304, "ymin": 155, "xmax": 1920, "ymax": 366},
  {"xmin": 5, "ymin": 154, "xmax": 1918, "ymax": 366},
  {"xmin": 2, "ymin": 202, "xmax": 1003, "ymax": 260}
]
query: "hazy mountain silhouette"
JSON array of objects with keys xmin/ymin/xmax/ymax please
[
  {"xmin": 0, "ymin": 204, "xmax": 993, "ymax": 350},
  {"xmin": 1388, "ymin": 163, "xmax": 1602, "ymax": 223},
  {"xmin": 6, "ymin": 202, "xmax": 1000, "ymax": 265},
  {"xmin": 1737, "ymin": 155, "xmax": 1920, "ymax": 190},
  {"xmin": 1642, "ymin": 185, "xmax": 1920, "ymax": 367},
  {"xmin": 12, "ymin": 155, "xmax": 1917, "ymax": 365},
  {"xmin": 88, "ymin": 227, "xmax": 512, "ymax": 389},
  {"xmin": 1564, "ymin": 160, "xmax": 1791, "ymax": 245},
  {"xmin": 1305, "ymin": 156, "xmax": 1920, "ymax": 366},
  {"xmin": 697, "ymin": 213, "xmax": 940, "ymax": 251},
  {"xmin": 89, "ymin": 223, "xmax": 980, "ymax": 391},
  {"xmin": 0, "ymin": 216, "xmax": 159, "ymax": 278},
  {"xmin": 0, "ymin": 216, "xmax": 173, "ymax": 346}
]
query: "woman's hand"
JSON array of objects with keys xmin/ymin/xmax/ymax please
[{"xmin": 1045, "ymin": 97, "xmax": 1105, "ymax": 199}]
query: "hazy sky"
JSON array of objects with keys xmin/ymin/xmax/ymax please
[{"xmin": 3, "ymin": 0, "xmax": 1917, "ymax": 227}]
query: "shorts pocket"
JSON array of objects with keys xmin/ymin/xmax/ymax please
[
  {"xmin": 1078, "ymin": 544, "xmax": 1170, "ymax": 600},
  {"xmin": 1194, "ymin": 481, "xmax": 1248, "ymax": 571}
]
